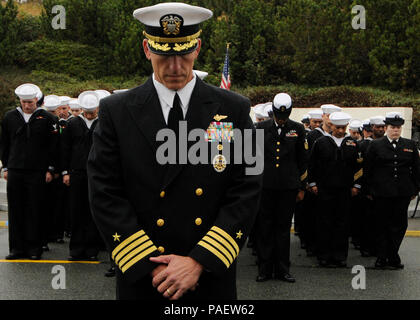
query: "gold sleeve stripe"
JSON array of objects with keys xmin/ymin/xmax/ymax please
[
  {"xmin": 121, "ymin": 245, "xmax": 157, "ymax": 274},
  {"xmin": 114, "ymin": 235, "xmax": 149, "ymax": 265},
  {"xmin": 112, "ymin": 230, "xmax": 145, "ymax": 260},
  {"xmin": 198, "ymin": 240, "xmax": 230, "ymax": 268},
  {"xmin": 118, "ymin": 240, "xmax": 154, "ymax": 268},
  {"xmin": 354, "ymin": 168, "xmax": 363, "ymax": 181},
  {"xmin": 211, "ymin": 226, "xmax": 239, "ymax": 254},
  {"xmin": 208, "ymin": 230, "xmax": 237, "ymax": 260},
  {"xmin": 300, "ymin": 170, "xmax": 308, "ymax": 181},
  {"xmin": 203, "ymin": 235, "xmax": 234, "ymax": 264}
]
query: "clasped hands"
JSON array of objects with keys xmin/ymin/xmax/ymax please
[{"xmin": 149, "ymin": 255, "xmax": 204, "ymax": 300}]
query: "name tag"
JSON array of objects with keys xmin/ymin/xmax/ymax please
[{"xmin": 205, "ymin": 122, "xmax": 234, "ymax": 143}]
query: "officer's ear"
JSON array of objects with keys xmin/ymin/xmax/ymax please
[
  {"xmin": 143, "ymin": 39, "xmax": 151, "ymax": 60},
  {"xmin": 193, "ymin": 39, "xmax": 202, "ymax": 60}
]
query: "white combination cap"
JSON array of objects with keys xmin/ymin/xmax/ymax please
[
  {"xmin": 308, "ymin": 109, "xmax": 323, "ymax": 120},
  {"xmin": 15, "ymin": 83, "xmax": 40, "ymax": 100},
  {"xmin": 384, "ymin": 112, "xmax": 405, "ymax": 126},
  {"xmin": 320, "ymin": 104, "xmax": 342, "ymax": 115},
  {"xmin": 329, "ymin": 112, "xmax": 352, "ymax": 126},
  {"xmin": 78, "ymin": 91, "xmax": 100, "ymax": 111},
  {"xmin": 273, "ymin": 93, "xmax": 292, "ymax": 112}
]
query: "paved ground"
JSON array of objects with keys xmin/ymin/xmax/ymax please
[{"xmin": 1, "ymin": 219, "xmax": 420, "ymax": 300}]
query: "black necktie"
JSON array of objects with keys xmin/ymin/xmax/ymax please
[
  {"xmin": 392, "ymin": 140, "xmax": 397, "ymax": 148},
  {"xmin": 168, "ymin": 93, "xmax": 183, "ymax": 133}
]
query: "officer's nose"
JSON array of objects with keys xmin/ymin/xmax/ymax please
[{"xmin": 168, "ymin": 55, "xmax": 183, "ymax": 73}]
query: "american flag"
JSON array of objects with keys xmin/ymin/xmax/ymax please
[{"xmin": 220, "ymin": 44, "xmax": 231, "ymax": 90}]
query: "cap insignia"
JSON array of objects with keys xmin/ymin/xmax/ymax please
[{"xmin": 160, "ymin": 14, "xmax": 183, "ymax": 35}]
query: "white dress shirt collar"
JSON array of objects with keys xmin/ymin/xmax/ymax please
[{"xmin": 152, "ymin": 73, "xmax": 196, "ymax": 124}]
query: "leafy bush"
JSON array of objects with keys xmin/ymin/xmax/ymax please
[{"xmin": 14, "ymin": 39, "xmax": 107, "ymax": 80}]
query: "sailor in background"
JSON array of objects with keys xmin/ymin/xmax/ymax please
[
  {"xmin": 365, "ymin": 112, "xmax": 420, "ymax": 269},
  {"xmin": 255, "ymin": 93, "xmax": 307, "ymax": 283},
  {"xmin": 69, "ymin": 98, "xmax": 82, "ymax": 117},
  {"xmin": 301, "ymin": 114, "xmax": 310, "ymax": 132},
  {"xmin": 361, "ymin": 119, "xmax": 373, "ymax": 140},
  {"xmin": 0, "ymin": 84, "xmax": 59, "ymax": 260},
  {"xmin": 61, "ymin": 91, "xmax": 102, "ymax": 261},
  {"xmin": 348, "ymin": 120, "xmax": 364, "ymax": 250},
  {"xmin": 308, "ymin": 112, "xmax": 363, "ymax": 267}
]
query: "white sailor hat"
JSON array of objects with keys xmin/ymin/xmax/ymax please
[
  {"xmin": 113, "ymin": 89, "xmax": 129, "ymax": 94},
  {"xmin": 95, "ymin": 90, "xmax": 111, "ymax": 100},
  {"xmin": 68, "ymin": 99, "xmax": 81, "ymax": 110},
  {"xmin": 320, "ymin": 104, "xmax": 342, "ymax": 115},
  {"xmin": 384, "ymin": 112, "xmax": 404, "ymax": 126},
  {"xmin": 59, "ymin": 96, "xmax": 72, "ymax": 106},
  {"xmin": 370, "ymin": 116, "xmax": 385, "ymax": 126},
  {"xmin": 253, "ymin": 103, "xmax": 268, "ymax": 119},
  {"xmin": 194, "ymin": 70, "xmax": 208, "ymax": 80},
  {"xmin": 78, "ymin": 91, "xmax": 100, "ymax": 111},
  {"xmin": 134, "ymin": 2, "xmax": 213, "ymax": 55},
  {"xmin": 15, "ymin": 83, "xmax": 40, "ymax": 100},
  {"xmin": 301, "ymin": 114, "xmax": 310, "ymax": 123},
  {"xmin": 44, "ymin": 95, "xmax": 61, "ymax": 111},
  {"xmin": 349, "ymin": 119, "xmax": 363, "ymax": 131},
  {"xmin": 263, "ymin": 103, "xmax": 273, "ymax": 115},
  {"xmin": 329, "ymin": 112, "xmax": 351, "ymax": 126},
  {"xmin": 308, "ymin": 109, "xmax": 323, "ymax": 120}
]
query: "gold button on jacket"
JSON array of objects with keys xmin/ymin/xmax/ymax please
[
  {"xmin": 195, "ymin": 188, "xmax": 203, "ymax": 196},
  {"xmin": 160, "ymin": 191, "xmax": 165, "ymax": 198},
  {"xmin": 157, "ymin": 219, "xmax": 164, "ymax": 227},
  {"xmin": 195, "ymin": 218, "xmax": 202, "ymax": 226}
]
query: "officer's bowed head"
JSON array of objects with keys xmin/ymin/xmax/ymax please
[{"xmin": 134, "ymin": 2, "xmax": 213, "ymax": 56}]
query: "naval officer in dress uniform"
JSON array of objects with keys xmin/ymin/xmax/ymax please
[
  {"xmin": 365, "ymin": 112, "xmax": 420, "ymax": 269},
  {"xmin": 87, "ymin": 2, "xmax": 262, "ymax": 300},
  {"xmin": 0, "ymin": 84, "xmax": 59, "ymax": 259},
  {"xmin": 254, "ymin": 93, "xmax": 307, "ymax": 283},
  {"xmin": 308, "ymin": 112, "xmax": 363, "ymax": 267}
]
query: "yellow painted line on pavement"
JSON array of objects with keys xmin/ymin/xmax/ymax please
[{"xmin": 0, "ymin": 260, "xmax": 101, "ymax": 264}]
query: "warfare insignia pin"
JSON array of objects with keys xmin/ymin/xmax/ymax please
[
  {"xmin": 213, "ymin": 154, "xmax": 227, "ymax": 173},
  {"xmin": 214, "ymin": 114, "xmax": 228, "ymax": 121},
  {"xmin": 160, "ymin": 14, "xmax": 183, "ymax": 35}
]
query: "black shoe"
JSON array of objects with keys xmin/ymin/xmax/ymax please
[
  {"xmin": 42, "ymin": 245, "xmax": 50, "ymax": 252},
  {"xmin": 29, "ymin": 255, "xmax": 41, "ymax": 260},
  {"xmin": 56, "ymin": 239, "xmax": 65, "ymax": 244},
  {"xmin": 256, "ymin": 274, "xmax": 272, "ymax": 282},
  {"xmin": 374, "ymin": 258, "xmax": 388, "ymax": 269},
  {"xmin": 105, "ymin": 266, "xmax": 116, "ymax": 277},
  {"xmin": 388, "ymin": 262, "xmax": 404, "ymax": 270},
  {"xmin": 275, "ymin": 273, "xmax": 296, "ymax": 283},
  {"xmin": 5, "ymin": 253, "xmax": 26, "ymax": 260}
]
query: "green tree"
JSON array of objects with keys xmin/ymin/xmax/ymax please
[{"xmin": 0, "ymin": 0, "xmax": 19, "ymax": 66}]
